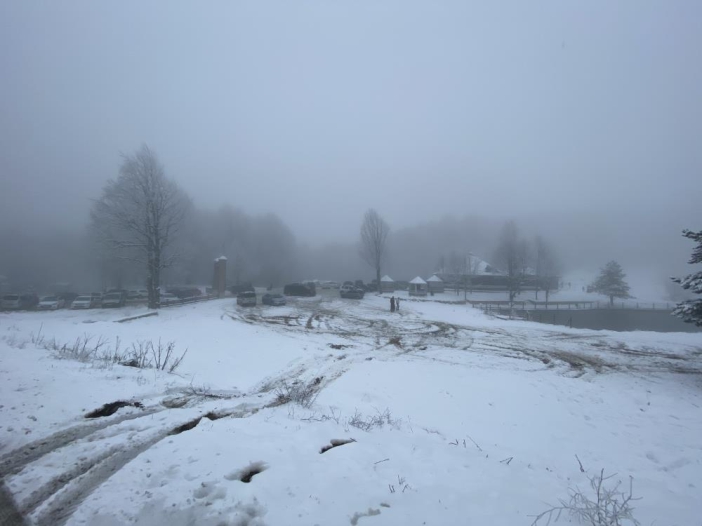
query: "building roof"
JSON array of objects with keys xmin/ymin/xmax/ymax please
[
  {"xmin": 427, "ymin": 274, "xmax": 443, "ymax": 282},
  {"xmin": 410, "ymin": 276, "xmax": 427, "ymax": 285},
  {"xmin": 381, "ymin": 275, "xmax": 394, "ymax": 282}
]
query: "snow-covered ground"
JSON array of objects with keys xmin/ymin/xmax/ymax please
[{"xmin": 1, "ymin": 295, "xmax": 700, "ymax": 525}]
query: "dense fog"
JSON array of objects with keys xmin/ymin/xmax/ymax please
[{"xmin": 1, "ymin": 1, "xmax": 700, "ymax": 298}]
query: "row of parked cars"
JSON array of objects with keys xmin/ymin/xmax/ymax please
[
  {"xmin": 234, "ymin": 279, "xmax": 373, "ymax": 307},
  {"xmin": 0, "ymin": 287, "xmax": 197, "ymax": 311}
]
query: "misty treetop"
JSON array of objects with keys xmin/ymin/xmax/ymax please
[
  {"xmin": 590, "ymin": 261, "xmax": 631, "ymax": 307},
  {"xmin": 671, "ymin": 229, "xmax": 702, "ymax": 326}
]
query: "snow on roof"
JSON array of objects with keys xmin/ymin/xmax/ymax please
[
  {"xmin": 427, "ymin": 275, "xmax": 443, "ymax": 282},
  {"xmin": 410, "ymin": 276, "xmax": 427, "ymax": 284},
  {"xmin": 214, "ymin": 256, "xmax": 227, "ymax": 262},
  {"xmin": 381, "ymin": 275, "xmax": 394, "ymax": 282}
]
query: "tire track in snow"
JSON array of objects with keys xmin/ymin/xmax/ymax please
[
  {"xmin": 12, "ymin": 402, "xmax": 263, "ymax": 526},
  {"xmin": 0, "ymin": 406, "xmax": 164, "ymax": 479}
]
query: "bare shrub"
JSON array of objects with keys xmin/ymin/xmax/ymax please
[
  {"xmin": 44, "ymin": 333, "xmax": 186, "ymax": 373},
  {"xmin": 348, "ymin": 408, "xmax": 399, "ymax": 432},
  {"xmin": 149, "ymin": 338, "xmax": 187, "ymax": 372},
  {"xmin": 30, "ymin": 323, "xmax": 45, "ymax": 346},
  {"xmin": 274, "ymin": 379, "xmax": 320, "ymax": 408},
  {"xmin": 55, "ymin": 334, "xmax": 109, "ymax": 362},
  {"xmin": 531, "ymin": 469, "xmax": 641, "ymax": 526}
]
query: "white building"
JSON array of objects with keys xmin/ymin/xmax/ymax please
[
  {"xmin": 380, "ymin": 275, "xmax": 395, "ymax": 293},
  {"xmin": 427, "ymin": 274, "xmax": 444, "ymax": 293},
  {"xmin": 408, "ymin": 276, "xmax": 428, "ymax": 296}
]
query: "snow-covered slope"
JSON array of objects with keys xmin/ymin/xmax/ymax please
[{"xmin": 1, "ymin": 296, "xmax": 700, "ymax": 525}]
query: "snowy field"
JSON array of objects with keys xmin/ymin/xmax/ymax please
[{"xmin": 1, "ymin": 294, "xmax": 701, "ymax": 525}]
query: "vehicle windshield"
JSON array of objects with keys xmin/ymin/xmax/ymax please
[
  {"xmin": 41, "ymin": 296, "xmax": 57, "ymax": 301},
  {"xmin": 104, "ymin": 293, "xmax": 120, "ymax": 299},
  {"xmin": 75, "ymin": 296, "xmax": 90, "ymax": 301}
]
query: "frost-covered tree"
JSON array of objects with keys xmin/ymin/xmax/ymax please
[
  {"xmin": 359, "ymin": 209, "xmax": 390, "ymax": 292},
  {"xmin": 671, "ymin": 229, "xmax": 702, "ymax": 326},
  {"xmin": 590, "ymin": 260, "xmax": 631, "ymax": 307},
  {"xmin": 91, "ymin": 145, "xmax": 190, "ymax": 309}
]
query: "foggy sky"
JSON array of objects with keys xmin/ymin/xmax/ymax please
[{"xmin": 2, "ymin": 1, "xmax": 701, "ymax": 273}]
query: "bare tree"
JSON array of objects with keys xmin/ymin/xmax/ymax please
[
  {"xmin": 91, "ymin": 145, "xmax": 190, "ymax": 309},
  {"xmin": 447, "ymin": 251, "xmax": 464, "ymax": 295},
  {"xmin": 493, "ymin": 221, "xmax": 528, "ymax": 307},
  {"xmin": 465, "ymin": 252, "xmax": 482, "ymax": 295},
  {"xmin": 534, "ymin": 236, "xmax": 559, "ymax": 303},
  {"xmin": 359, "ymin": 209, "xmax": 390, "ymax": 292}
]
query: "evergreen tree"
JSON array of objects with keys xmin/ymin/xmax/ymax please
[
  {"xmin": 590, "ymin": 261, "xmax": 631, "ymax": 307},
  {"xmin": 671, "ymin": 229, "xmax": 702, "ymax": 326}
]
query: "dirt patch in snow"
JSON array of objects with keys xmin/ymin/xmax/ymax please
[
  {"xmin": 225, "ymin": 462, "xmax": 268, "ymax": 483},
  {"xmin": 84, "ymin": 400, "xmax": 143, "ymax": 419},
  {"xmin": 320, "ymin": 438, "xmax": 356, "ymax": 454}
]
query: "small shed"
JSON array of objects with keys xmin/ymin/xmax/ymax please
[
  {"xmin": 427, "ymin": 274, "xmax": 444, "ymax": 293},
  {"xmin": 380, "ymin": 275, "xmax": 395, "ymax": 293},
  {"xmin": 408, "ymin": 276, "xmax": 428, "ymax": 297}
]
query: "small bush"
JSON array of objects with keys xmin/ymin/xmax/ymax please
[
  {"xmin": 531, "ymin": 469, "xmax": 641, "ymax": 526},
  {"xmin": 348, "ymin": 408, "xmax": 399, "ymax": 432},
  {"xmin": 43, "ymin": 333, "xmax": 186, "ymax": 373},
  {"xmin": 274, "ymin": 378, "xmax": 321, "ymax": 408}
]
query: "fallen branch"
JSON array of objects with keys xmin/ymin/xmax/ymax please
[
  {"xmin": 115, "ymin": 311, "xmax": 159, "ymax": 323},
  {"xmin": 467, "ymin": 434, "xmax": 483, "ymax": 452}
]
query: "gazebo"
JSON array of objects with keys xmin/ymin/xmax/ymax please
[
  {"xmin": 380, "ymin": 275, "xmax": 395, "ymax": 293},
  {"xmin": 427, "ymin": 274, "xmax": 444, "ymax": 293},
  {"xmin": 408, "ymin": 276, "xmax": 428, "ymax": 297}
]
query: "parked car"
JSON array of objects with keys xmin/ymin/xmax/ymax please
[
  {"xmin": 262, "ymin": 293, "xmax": 286, "ymax": 306},
  {"xmin": 125, "ymin": 290, "xmax": 142, "ymax": 301},
  {"xmin": 101, "ymin": 292, "xmax": 125, "ymax": 308},
  {"xmin": 71, "ymin": 295, "xmax": 98, "ymax": 309},
  {"xmin": 229, "ymin": 283, "xmax": 255, "ymax": 295},
  {"xmin": 237, "ymin": 291, "xmax": 257, "ymax": 307},
  {"xmin": 90, "ymin": 292, "xmax": 103, "ymax": 301},
  {"xmin": 1, "ymin": 294, "xmax": 21, "ymax": 310},
  {"xmin": 57, "ymin": 292, "xmax": 79, "ymax": 304},
  {"xmin": 158, "ymin": 293, "xmax": 179, "ymax": 306},
  {"xmin": 284, "ymin": 282, "xmax": 316, "ymax": 297},
  {"xmin": 340, "ymin": 285, "xmax": 365, "ymax": 299},
  {"xmin": 167, "ymin": 287, "xmax": 202, "ymax": 299},
  {"xmin": 37, "ymin": 296, "xmax": 65, "ymax": 310}
]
